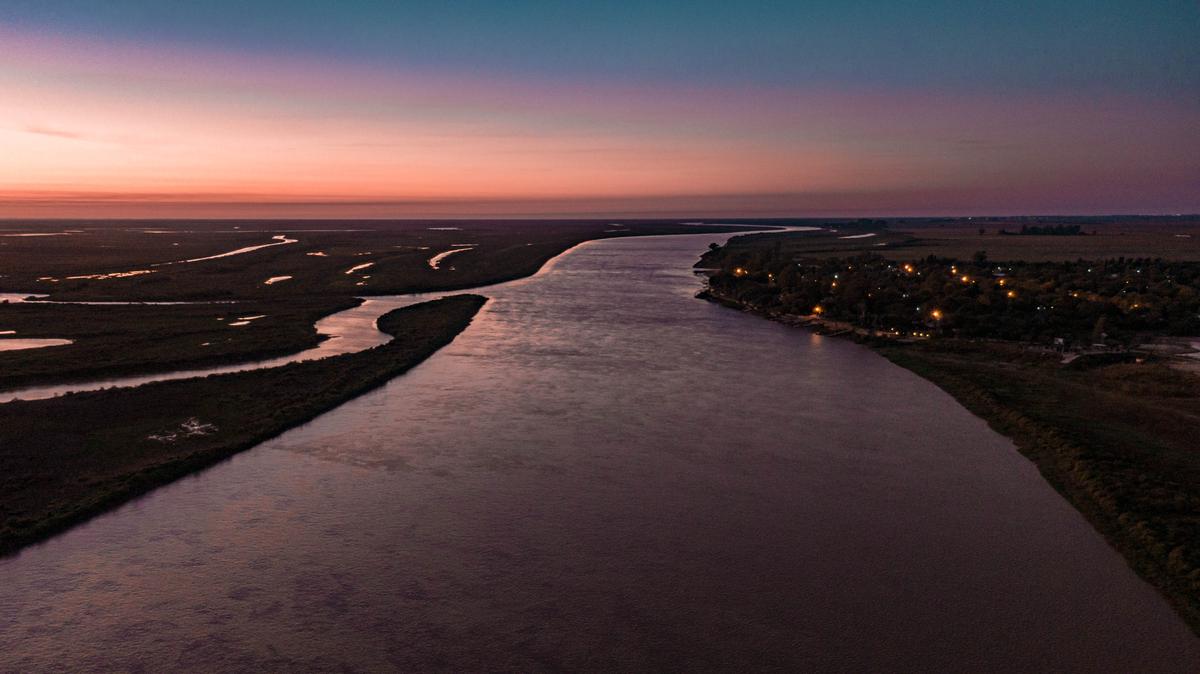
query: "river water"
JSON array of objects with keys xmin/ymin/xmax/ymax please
[{"xmin": 1, "ymin": 233, "xmax": 1197, "ymax": 671}]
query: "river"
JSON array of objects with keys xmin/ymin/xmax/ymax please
[{"xmin": 0, "ymin": 232, "xmax": 1196, "ymax": 671}]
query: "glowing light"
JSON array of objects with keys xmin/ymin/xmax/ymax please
[
  {"xmin": 931, "ymin": 309, "xmax": 943, "ymax": 320},
  {"xmin": 1006, "ymin": 290, "xmax": 1017, "ymax": 298},
  {"xmin": 813, "ymin": 305, "xmax": 824, "ymax": 315}
]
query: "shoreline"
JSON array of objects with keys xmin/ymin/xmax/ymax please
[
  {"xmin": 0, "ymin": 295, "xmax": 486, "ymax": 556},
  {"xmin": 699, "ymin": 286, "xmax": 1200, "ymax": 635}
]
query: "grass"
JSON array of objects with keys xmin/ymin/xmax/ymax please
[{"xmin": 0, "ymin": 294, "xmax": 486, "ymax": 555}]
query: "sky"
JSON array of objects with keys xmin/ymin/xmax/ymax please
[{"xmin": 0, "ymin": 1, "xmax": 1197, "ymax": 218}]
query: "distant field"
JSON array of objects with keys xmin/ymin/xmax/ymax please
[
  {"xmin": 0, "ymin": 220, "xmax": 766, "ymax": 301},
  {"xmin": 883, "ymin": 225, "xmax": 1200, "ymax": 262},
  {"xmin": 709, "ymin": 217, "xmax": 1200, "ymax": 263}
]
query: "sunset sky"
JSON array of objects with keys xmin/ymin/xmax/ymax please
[{"xmin": 1, "ymin": 1, "xmax": 1197, "ymax": 218}]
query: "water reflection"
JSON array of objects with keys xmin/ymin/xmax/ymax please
[
  {"xmin": 162, "ymin": 234, "xmax": 297, "ymax": 265},
  {"xmin": 427, "ymin": 246, "xmax": 475, "ymax": 269},
  {"xmin": 0, "ymin": 337, "xmax": 73, "ymax": 351},
  {"xmin": 0, "ymin": 232, "xmax": 1195, "ymax": 671}
]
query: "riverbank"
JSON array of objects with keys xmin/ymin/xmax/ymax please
[
  {"xmin": 700, "ymin": 288, "xmax": 1200, "ymax": 635},
  {"xmin": 0, "ymin": 294, "xmax": 486, "ymax": 555}
]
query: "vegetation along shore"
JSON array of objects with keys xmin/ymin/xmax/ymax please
[
  {"xmin": 0, "ymin": 294, "xmax": 485, "ymax": 555},
  {"xmin": 697, "ymin": 219, "xmax": 1200, "ymax": 634}
]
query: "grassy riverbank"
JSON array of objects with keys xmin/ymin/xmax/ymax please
[
  {"xmin": 0, "ymin": 294, "xmax": 485, "ymax": 555},
  {"xmin": 875, "ymin": 340, "xmax": 1200, "ymax": 633},
  {"xmin": 701, "ymin": 288, "xmax": 1200, "ymax": 635}
]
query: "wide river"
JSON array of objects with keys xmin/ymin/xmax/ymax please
[{"xmin": 1, "ymin": 232, "xmax": 1197, "ymax": 671}]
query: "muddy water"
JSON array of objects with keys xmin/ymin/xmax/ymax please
[{"xmin": 0, "ymin": 233, "xmax": 1197, "ymax": 671}]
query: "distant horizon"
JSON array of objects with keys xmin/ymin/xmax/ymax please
[
  {"xmin": 2, "ymin": 211, "xmax": 1197, "ymax": 222},
  {"xmin": 2, "ymin": 195, "xmax": 1199, "ymax": 221}
]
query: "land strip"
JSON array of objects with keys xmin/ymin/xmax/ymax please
[
  {"xmin": 0, "ymin": 296, "xmax": 357, "ymax": 391},
  {"xmin": 0, "ymin": 294, "xmax": 485, "ymax": 555}
]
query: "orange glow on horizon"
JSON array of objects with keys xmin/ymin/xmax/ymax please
[{"xmin": 2, "ymin": 26, "xmax": 1198, "ymax": 218}]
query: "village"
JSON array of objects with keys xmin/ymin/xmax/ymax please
[{"xmin": 702, "ymin": 244, "xmax": 1200, "ymax": 367}]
